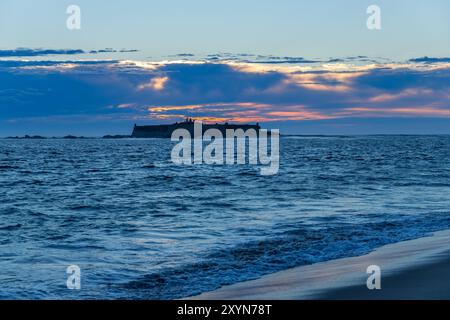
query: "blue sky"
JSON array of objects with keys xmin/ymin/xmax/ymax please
[
  {"xmin": 2, "ymin": 0, "xmax": 450, "ymax": 59},
  {"xmin": 0, "ymin": 0, "xmax": 450, "ymax": 135}
]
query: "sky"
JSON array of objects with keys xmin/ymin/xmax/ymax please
[{"xmin": 0, "ymin": 0, "xmax": 450, "ymax": 135}]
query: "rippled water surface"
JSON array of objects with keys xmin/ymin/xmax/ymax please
[{"xmin": 0, "ymin": 136, "xmax": 450, "ymax": 299}]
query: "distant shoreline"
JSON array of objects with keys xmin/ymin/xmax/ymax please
[
  {"xmin": 3, "ymin": 134, "xmax": 450, "ymax": 140},
  {"xmin": 1, "ymin": 134, "xmax": 132, "ymax": 140}
]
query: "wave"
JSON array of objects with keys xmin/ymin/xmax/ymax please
[{"xmin": 116, "ymin": 212, "xmax": 450, "ymax": 299}]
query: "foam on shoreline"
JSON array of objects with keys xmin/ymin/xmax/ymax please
[{"xmin": 190, "ymin": 229, "xmax": 450, "ymax": 300}]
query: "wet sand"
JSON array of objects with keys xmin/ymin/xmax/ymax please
[
  {"xmin": 191, "ymin": 230, "xmax": 450, "ymax": 300},
  {"xmin": 322, "ymin": 253, "xmax": 450, "ymax": 300}
]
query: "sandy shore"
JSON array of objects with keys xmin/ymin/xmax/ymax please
[{"xmin": 191, "ymin": 229, "xmax": 450, "ymax": 300}]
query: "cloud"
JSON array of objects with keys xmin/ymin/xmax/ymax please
[
  {"xmin": 0, "ymin": 48, "xmax": 85, "ymax": 57},
  {"xmin": 1, "ymin": 57, "xmax": 450, "ymax": 135},
  {"xmin": 137, "ymin": 76, "xmax": 169, "ymax": 91},
  {"xmin": 0, "ymin": 48, "xmax": 139, "ymax": 58},
  {"xmin": 239, "ymin": 55, "xmax": 321, "ymax": 64},
  {"xmin": 164, "ymin": 53, "xmax": 393, "ymax": 65},
  {"xmin": 344, "ymin": 106, "xmax": 450, "ymax": 117},
  {"xmin": 171, "ymin": 53, "xmax": 195, "ymax": 57},
  {"xmin": 409, "ymin": 56, "xmax": 450, "ymax": 63},
  {"xmin": 164, "ymin": 53, "xmax": 323, "ymax": 64},
  {"xmin": 89, "ymin": 48, "xmax": 139, "ymax": 54}
]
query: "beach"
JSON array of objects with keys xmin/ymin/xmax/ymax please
[{"xmin": 191, "ymin": 229, "xmax": 450, "ymax": 300}]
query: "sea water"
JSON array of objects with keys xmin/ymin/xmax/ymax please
[{"xmin": 0, "ymin": 136, "xmax": 449, "ymax": 299}]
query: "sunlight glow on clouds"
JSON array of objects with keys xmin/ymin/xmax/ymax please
[
  {"xmin": 345, "ymin": 107, "xmax": 450, "ymax": 117},
  {"xmin": 138, "ymin": 76, "xmax": 169, "ymax": 91},
  {"xmin": 1, "ymin": 56, "xmax": 450, "ymax": 134}
]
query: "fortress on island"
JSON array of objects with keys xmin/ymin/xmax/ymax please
[{"xmin": 131, "ymin": 118, "xmax": 261, "ymax": 138}]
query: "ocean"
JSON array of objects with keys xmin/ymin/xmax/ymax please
[{"xmin": 0, "ymin": 136, "xmax": 449, "ymax": 299}]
